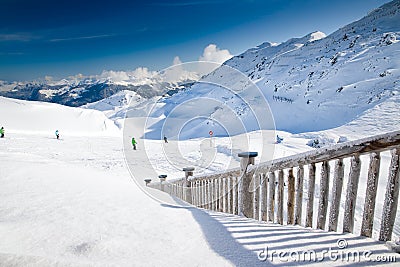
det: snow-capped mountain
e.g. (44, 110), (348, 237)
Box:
(143, 0), (400, 139)
(0, 69), (197, 107)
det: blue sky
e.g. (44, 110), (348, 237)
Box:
(0, 0), (390, 81)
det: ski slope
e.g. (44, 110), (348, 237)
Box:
(0, 96), (120, 136)
(0, 133), (233, 266)
(0, 97), (317, 266)
(0, 90), (399, 265)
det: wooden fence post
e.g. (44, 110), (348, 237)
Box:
(277, 169), (284, 225)
(233, 177), (238, 215)
(268, 172), (276, 222)
(260, 173), (268, 221)
(343, 155), (361, 233)
(207, 180), (211, 209)
(287, 168), (295, 224)
(238, 152), (258, 218)
(328, 159), (344, 231)
(144, 179), (152, 187)
(192, 181), (196, 206)
(196, 181), (200, 207)
(159, 175), (167, 192)
(215, 179), (220, 211)
(209, 180), (213, 210)
(268, 172), (275, 222)
(199, 180), (203, 207)
(211, 179), (215, 210)
(361, 152), (380, 237)
(306, 163), (316, 228)
(294, 166), (304, 225)
(199, 181), (202, 207)
(254, 174), (260, 220)
(379, 148), (400, 241)
(205, 180), (208, 208)
(219, 177), (223, 212)
(223, 178), (227, 213)
(227, 177), (232, 214)
(317, 161), (330, 230)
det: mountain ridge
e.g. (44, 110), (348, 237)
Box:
(142, 0), (399, 137)
(0, 71), (197, 107)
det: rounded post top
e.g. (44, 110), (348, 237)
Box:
(238, 152), (258, 158)
(183, 167), (195, 172)
(158, 175), (167, 178)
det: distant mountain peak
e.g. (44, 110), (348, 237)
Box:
(308, 31), (326, 42)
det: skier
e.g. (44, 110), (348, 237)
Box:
(132, 137), (137, 150)
(0, 127), (4, 138)
(276, 135), (283, 144)
(55, 130), (60, 139)
(164, 136), (168, 143)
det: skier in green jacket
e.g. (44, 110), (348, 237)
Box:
(0, 127), (4, 138)
(132, 137), (137, 150)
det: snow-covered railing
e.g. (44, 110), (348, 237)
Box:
(148, 130), (400, 243)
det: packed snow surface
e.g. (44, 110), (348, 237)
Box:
(1, 95), (399, 265)
(0, 96), (120, 136)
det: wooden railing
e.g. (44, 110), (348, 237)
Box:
(148, 130), (400, 243)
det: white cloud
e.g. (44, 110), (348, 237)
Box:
(67, 73), (85, 82)
(95, 68), (157, 85)
(44, 76), (54, 81)
(162, 56), (199, 82)
(40, 44), (232, 86)
(50, 34), (113, 42)
(169, 44), (233, 79)
(199, 44), (232, 64)
(188, 44), (233, 75)
(0, 33), (36, 42)
(173, 56), (183, 65)
(99, 70), (130, 82)
(129, 67), (157, 80)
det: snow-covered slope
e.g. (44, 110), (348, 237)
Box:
(0, 96), (120, 136)
(144, 0), (400, 138)
(313, 94), (400, 142)
(225, 30), (326, 74)
(226, 0), (400, 133)
(2, 130), (398, 266)
(82, 90), (143, 113)
(0, 132), (239, 266)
